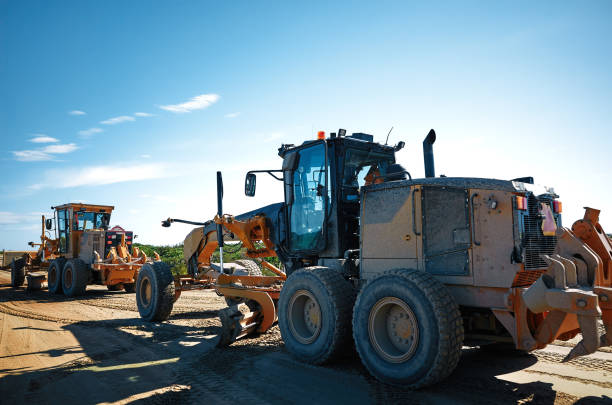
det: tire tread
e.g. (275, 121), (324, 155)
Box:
(353, 269), (464, 388)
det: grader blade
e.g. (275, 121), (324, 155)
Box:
(217, 304), (260, 347)
(216, 285), (278, 347)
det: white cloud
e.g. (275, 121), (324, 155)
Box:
(79, 127), (103, 138)
(30, 135), (59, 143)
(13, 150), (53, 161)
(100, 115), (135, 125)
(13, 140), (79, 161)
(264, 132), (285, 142)
(32, 163), (170, 189)
(134, 112), (154, 117)
(0, 211), (39, 224)
(140, 154), (151, 159)
(69, 110), (86, 116)
(224, 112), (240, 118)
(41, 143), (78, 154)
(159, 93), (220, 113)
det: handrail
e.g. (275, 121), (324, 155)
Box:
(471, 193), (481, 246)
(412, 188), (421, 236)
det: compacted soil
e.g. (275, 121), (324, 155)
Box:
(0, 270), (610, 404)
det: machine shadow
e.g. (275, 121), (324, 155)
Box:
(0, 285), (126, 304)
(0, 316), (219, 405)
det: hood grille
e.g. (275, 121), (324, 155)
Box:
(522, 194), (557, 270)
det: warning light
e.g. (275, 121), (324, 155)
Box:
(553, 200), (562, 214)
(516, 196), (527, 210)
(317, 131), (325, 140)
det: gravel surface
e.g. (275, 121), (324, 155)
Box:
(0, 270), (611, 404)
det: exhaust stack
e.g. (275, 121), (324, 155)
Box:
(423, 129), (436, 178)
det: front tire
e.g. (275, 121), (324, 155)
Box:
(11, 257), (26, 287)
(352, 269), (463, 388)
(47, 258), (66, 294)
(62, 259), (89, 297)
(278, 267), (355, 364)
(136, 262), (175, 321)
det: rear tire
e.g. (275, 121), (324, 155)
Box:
(62, 259), (89, 297)
(278, 267), (355, 364)
(10, 257), (26, 287)
(47, 258), (66, 294)
(136, 262), (175, 321)
(352, 269), (464, 388)
(123, 283), (136, 293)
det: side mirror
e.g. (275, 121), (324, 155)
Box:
(45, 219), (53, 230)
(394, 141), (405, 152)
(245, 173), (256, 197)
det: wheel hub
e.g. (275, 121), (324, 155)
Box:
(368, 297), (419, 363)
(64, 267), (73, 288)
(288, 289), (322, 344)
(140, 278), (152, 306)
(49, 266), (57, 285)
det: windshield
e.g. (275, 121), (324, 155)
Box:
(73, 211), (110, 230)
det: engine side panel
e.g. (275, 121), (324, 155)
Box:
(78, 229), (105, 265)
(360, 186), (418, 281)
(471, 190), (521, 288)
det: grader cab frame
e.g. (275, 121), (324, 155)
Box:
(11, 203), (159, 295)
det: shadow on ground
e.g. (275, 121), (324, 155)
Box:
(1, 276), (610, 404)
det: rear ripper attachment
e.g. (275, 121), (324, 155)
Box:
(516, 207), (612, 361)
(142, 172), (285, 347)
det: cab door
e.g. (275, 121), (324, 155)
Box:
(57, 209), (70, 254)
(286, 142), (328, 253)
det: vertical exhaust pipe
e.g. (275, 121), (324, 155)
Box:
(423, 129), (436, 178)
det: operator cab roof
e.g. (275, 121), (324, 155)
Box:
(278, 131), (396, 157)
(51, 203), (115, 213)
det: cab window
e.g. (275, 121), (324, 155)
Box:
(73, 211), (110, 230)
(289, 142), (327, 251)
(342, 149), (394, 201)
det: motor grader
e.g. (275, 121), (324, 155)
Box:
(10, 202), (159, 296)
(138, 130), (611, 388)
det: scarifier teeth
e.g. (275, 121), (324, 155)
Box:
(601, 334), (610, 347)
(562, 341), (589, 362)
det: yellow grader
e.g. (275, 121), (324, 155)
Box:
(136, 130), (611, 388)
(10, 202), (159, 296)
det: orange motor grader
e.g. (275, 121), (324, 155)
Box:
(135, 173), (286, 346)
(10, 202), (159, 296)
(136, 130), (611, 388)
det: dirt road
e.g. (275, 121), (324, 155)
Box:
(0, 270), (610, 404)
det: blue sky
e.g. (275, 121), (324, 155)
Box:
(1, 1), (611, 249)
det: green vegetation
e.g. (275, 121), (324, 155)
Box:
(133, 242), (279, 276)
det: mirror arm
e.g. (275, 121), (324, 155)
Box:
(247, 169), (284, 181)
